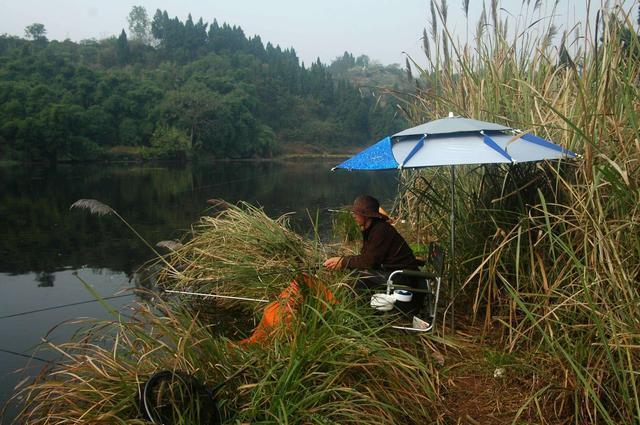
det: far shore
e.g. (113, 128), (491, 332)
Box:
(0, 148), (360, 166)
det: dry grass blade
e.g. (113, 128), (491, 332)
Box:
(14, 289), (446, 423)
(15, 198), (456, 424)
(156, 240), (184, 251)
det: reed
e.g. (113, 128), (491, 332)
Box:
(14, 286), (443, 424)
(397, 1), (640, 422)
(155, 202), (329, 302)
(15, 203), (447, 424)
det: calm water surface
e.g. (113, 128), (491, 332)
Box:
(0, 159), (398, 419)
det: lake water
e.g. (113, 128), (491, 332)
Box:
(0, 159), (398, 420)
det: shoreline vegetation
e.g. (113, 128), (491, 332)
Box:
(98, 145), (362, 162)
(7, 1), (640, 424)
(13, 202), (448, 424)
(0, 148), (357, 166)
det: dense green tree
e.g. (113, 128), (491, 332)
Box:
(148, 124), (190, 159)
(24, 103), (81, 160)
(128, 6), (152, 44)
(158, 81), (219, 149)
(116, 30), (130, 64)
(24, 23), (47, 41)
(151, 10), (166, 42)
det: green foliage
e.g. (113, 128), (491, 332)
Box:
(328, 51), (413, 93)
(256, 123), (277, 157)
(332, 210), (360, 243)
(408, 242), (429, 258)
(116, 29), (129, 65)
(1, 9), (402, 161)
(147, 125), (190, 159)
(24, 23), (47, 41)
(127, 5), (151, 44)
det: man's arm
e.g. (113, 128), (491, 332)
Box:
(341, 224), (389, 269)
(323, 256), (344, 270)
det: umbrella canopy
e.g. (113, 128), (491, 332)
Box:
(333, 116), (576, 171)
(332, 115), (578, 331)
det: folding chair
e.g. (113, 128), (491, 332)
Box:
(380, 243), (444, 332)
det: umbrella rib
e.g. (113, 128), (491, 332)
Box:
(399, 135), (426, 168)
(482, 133), (514, 163)
(521, 133), (576, 157)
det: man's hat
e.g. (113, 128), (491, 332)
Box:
(349, 195), (388, 220)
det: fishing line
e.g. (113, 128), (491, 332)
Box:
(171, 169), (285, 197)
(0, 348), (63, 366)
(191, 174), (272, 193)
(0, 293), (134, 320)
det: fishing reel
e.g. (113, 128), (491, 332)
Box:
(138, 370), (223, 425)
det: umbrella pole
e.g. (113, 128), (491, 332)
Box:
(450, 165), (456, 332)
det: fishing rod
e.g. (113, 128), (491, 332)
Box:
(164, 289), (268, 303)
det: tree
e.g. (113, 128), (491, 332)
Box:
(151, 9), (166, 41)
(355, 54), (369, 68)
(1, 10), (396, 161)
(127, 6), (151, 44)
(148, 125), (190, 159)
(116, 29), (130, 64)
(158, 82), (220, 150)
(24, 23), (47, 41)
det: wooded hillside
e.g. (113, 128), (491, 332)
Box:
(0, 8), (408, 161)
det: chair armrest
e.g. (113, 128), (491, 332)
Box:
(390, 269), (437, 280)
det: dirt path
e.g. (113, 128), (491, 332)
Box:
(434, 324), (568, 425)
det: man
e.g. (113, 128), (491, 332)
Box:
(323, 195), (421, 290)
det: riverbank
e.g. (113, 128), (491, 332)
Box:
(0, 145), (358, 165)
(7, 201), (598, 424)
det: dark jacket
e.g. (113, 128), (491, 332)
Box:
(343, 219), (419, 270)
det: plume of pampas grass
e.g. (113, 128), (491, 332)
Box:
(70, 199), (180, 275)
(70, 199), (114, 216)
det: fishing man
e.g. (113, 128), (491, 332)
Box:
(323, 195), (421, 291)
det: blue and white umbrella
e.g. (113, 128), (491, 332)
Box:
(333, 115), (578, 329)
(333, 115), (576, 171)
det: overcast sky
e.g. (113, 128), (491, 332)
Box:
(1, 1), (637, 66)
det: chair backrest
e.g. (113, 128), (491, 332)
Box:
(427, 242), (445, 277)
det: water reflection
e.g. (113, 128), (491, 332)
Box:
(0, 160), (398, 277)
(0, 269), (135, 419)
(36, 271), (55, 287)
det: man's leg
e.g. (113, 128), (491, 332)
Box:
(353, 270), (389, 292)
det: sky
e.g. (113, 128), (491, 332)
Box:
(0, 1), (637, 66)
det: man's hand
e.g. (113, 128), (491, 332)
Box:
(323, 256), (344, 270)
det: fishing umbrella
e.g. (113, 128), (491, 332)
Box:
(332, 114), (578, 329)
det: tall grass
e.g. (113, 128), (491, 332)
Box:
(397, 1), (639, 422)
(156, 201), (321, 301)
(14, 203), (446, 424)
(14, 293), (443, 424)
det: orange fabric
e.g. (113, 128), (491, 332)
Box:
(238, 274), (336, 346)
